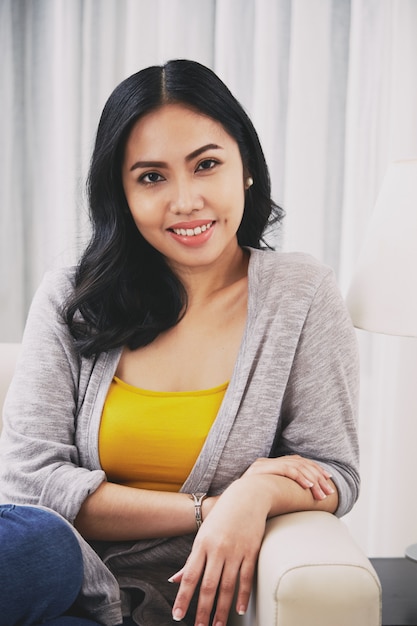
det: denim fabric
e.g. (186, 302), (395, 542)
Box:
(0, 505), (101, 626)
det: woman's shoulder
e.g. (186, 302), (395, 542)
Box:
(37, 266), (77, 294)
(248, 248), (333, 288)
(29, 266), (77, 316)
(246, 248), (346, 327)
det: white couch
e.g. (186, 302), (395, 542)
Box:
(0, 343), (381, 625)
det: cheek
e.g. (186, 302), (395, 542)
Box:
(130, 216), (161, 251)
(226, 187), (246, 223)
(126, 195), (159, 229)
(130, 213), (157, 237)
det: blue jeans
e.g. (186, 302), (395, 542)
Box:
(0, 504), (103, 626)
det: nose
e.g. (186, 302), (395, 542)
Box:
(169, 179), (204, 215)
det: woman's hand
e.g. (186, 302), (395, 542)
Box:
(170, 476), (271, 626)
(243, 455), (335, 501)
(170, 461), (338, 625)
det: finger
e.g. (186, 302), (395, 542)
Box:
(284, 464), (317, 489)
(209, 561), (242, 626)
(288, 464), (333, 500)
(292, 471), (315, 489)
(193, 559), (225, 626)
(234, 557), (256, 617)
(310, 478), (335, 501)
(172, 559), (205, 622)
(310, 483), (328, 500)
(168, 567), (184, 584)
(316, 475), (336, 497)
(293, 462), (333, 491)
(320, 478), (335, 496)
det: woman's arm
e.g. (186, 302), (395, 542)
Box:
(74, 481), (219, 540)
(74, 451), (333, 540)
(272, 268), (360, 516)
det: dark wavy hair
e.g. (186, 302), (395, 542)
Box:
(65, 59), (284, 356)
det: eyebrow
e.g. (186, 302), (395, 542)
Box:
(129, 143), (223, 172)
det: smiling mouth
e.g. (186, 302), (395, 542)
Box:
(169, 221), (214, 237)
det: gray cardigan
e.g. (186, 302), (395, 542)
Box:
(0, 248), (360, 625)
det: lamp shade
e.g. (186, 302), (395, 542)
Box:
(346, 159), (417, 338)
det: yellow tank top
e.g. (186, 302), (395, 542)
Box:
(99, 377), (228, 492)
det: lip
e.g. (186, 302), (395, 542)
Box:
(168, 220), (215, 247)
(168, 219), (214, 231)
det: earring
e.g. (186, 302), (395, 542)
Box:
(245, 177), (254, 189)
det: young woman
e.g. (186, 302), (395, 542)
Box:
(0, 60), (359, 626)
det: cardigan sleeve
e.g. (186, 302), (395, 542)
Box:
(276, 268), (360, 517)
(0, 269), (107, 523)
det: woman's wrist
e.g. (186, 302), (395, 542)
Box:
(198, 494), (218, 523)
(221, 475), (273, 520)
(242, 474), (276, 516)
(237, 472), (338, 518)
(189, 493), (207, 529)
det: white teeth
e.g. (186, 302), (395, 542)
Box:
(172, 222), (213, 237)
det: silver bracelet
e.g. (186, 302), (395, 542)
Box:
(189, 492), (207, 530)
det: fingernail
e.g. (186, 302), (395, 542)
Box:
(238, 606), (246, 615)
(167, 576), (175, 583)
(173, 608), (183, 621)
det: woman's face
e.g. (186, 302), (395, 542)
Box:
(122, 103), (246, 273)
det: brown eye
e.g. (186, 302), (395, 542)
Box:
(196, 159), (218, 172)
(140, 172), (164, 184)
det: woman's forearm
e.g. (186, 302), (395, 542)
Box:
(248, 473), (339, 518)
(74, 481), (210, 541)
(74, 469), (337, 542)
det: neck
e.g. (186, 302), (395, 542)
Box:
(168, 245), (249, 306)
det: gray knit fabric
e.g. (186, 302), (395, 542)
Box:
(0, 248), (360, 625)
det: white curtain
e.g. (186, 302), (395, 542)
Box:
(1, 0), (417, 556)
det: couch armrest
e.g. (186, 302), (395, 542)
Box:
(227, 511), (381, 626)
(258, 511), (381, 625)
